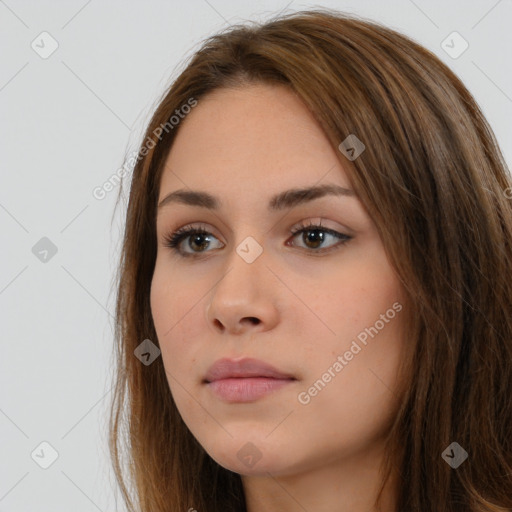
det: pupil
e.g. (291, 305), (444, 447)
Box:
(305, 229), (323, 248)
(191, 234), (209, 251)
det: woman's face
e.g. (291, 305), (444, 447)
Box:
(151, 83), (406, 477)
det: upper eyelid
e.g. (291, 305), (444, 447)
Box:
(161, 216), (352, 236)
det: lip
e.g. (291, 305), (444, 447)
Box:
(203, 357), (296, 382)
(203, 357), (297, 403)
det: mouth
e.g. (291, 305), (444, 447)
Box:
(203, 357), (298, 403)
(204, 376), (296, 403)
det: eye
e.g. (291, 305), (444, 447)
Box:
(287, 220), (352, 253)
(162, 223), (223, 257)
(162, 220), (352, 258)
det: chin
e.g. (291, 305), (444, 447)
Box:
(214, 454), (286, 476)
(203, 440), (297, 477)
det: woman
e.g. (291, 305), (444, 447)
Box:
(108, 8), (512, 512)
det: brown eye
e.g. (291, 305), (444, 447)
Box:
(163, 226), (223, 256)
(288, 223), (352, 253)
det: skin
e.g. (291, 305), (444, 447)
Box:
(151, 83), (406, 511)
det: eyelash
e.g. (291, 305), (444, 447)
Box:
(162, 220), (353, 258)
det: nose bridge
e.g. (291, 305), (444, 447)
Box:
(216, 234), (267, 298)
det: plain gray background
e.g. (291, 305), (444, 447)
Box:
(1, 1), (511, 510)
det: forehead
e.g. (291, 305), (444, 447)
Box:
(159, 83), (353, 198)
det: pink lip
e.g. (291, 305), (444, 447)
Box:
(203, 357), (297, 403)
(204, 357), (295, 381)
(207, 377), (294, 402)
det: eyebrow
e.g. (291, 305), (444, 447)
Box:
(157, 184), (355, 212)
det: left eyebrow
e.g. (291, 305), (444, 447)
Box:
(157, 183), (356, 211)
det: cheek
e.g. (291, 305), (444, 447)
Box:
(318, 262), (402, 342)
(150, 264), (175, 339)
(295, 304), (405, 458)
(150, 262), (205, 378)
(309, 257), (406, 396)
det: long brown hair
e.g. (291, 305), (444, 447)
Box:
(108, 8), (512, 511)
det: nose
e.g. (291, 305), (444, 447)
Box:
(205, 241), (280, 335)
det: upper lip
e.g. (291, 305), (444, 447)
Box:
(203, 357), (296, 383)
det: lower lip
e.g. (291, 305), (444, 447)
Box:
(206, 377), (295, 402)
